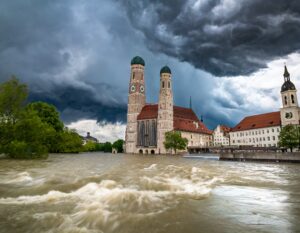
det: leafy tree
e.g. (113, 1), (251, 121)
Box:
(0, 76), (28, 123)
(279, 125), (299, 152)
(103, 142), (112, 153)
(5, 109), (52, 159)
(112, 139), (124, 153)
(83, 141), (97, 152)
(57, 128), (83, 153)
(26, 102), (64, 132)
(164, 131), (188, 154)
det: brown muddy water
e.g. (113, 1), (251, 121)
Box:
(0, 153), (300, 233)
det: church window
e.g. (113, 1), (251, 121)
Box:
(162, 81), (165, 88)
(291, 94), (295, 104)
(168, 81), (170, 88)
(284, 96), (287, 105)
(133, 73), (135, 80)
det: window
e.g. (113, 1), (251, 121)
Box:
(273, 136), (275, 140)
(162, 81), (165, 88)
(284, 96), (287, 105)
(267, 129), (269, 133)
(291, 94), (295, 104)
(272, 128), (274, 132)
(132, 73), (135, 80)
(168, 81), (170, 88)
(267, 137), (270, 141)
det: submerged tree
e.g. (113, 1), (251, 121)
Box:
(164, 131), (188, 154)
(279, 125), (299, 152)
(112, 139), (124, 153)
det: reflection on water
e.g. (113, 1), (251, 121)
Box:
(0, 153), (299, 233)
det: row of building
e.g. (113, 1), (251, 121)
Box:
(125, 56), (299, 154)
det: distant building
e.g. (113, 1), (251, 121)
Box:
(125, 56), (212, 155)
(230, 66), (300, 147)
(82, 132), (98, 145)
(213, 125), (230, 146)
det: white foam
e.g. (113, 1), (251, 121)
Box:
(144, 164), (157, 171)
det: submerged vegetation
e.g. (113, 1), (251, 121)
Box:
(0, 77), (124, 159)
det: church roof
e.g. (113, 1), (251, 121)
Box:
(160, 66), (171, 74)
(231, 111), (281, 132)
(137, 104), (212, 134)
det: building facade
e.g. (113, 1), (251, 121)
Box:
(230, 66), (299, 147)
(213, 125), (230, 146)
(125, 56), (212, 154)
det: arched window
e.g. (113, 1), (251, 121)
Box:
(284, 96), (287, 105)
(291, 94), (295, 104)
(132, 73), (135, 80)
(162, 81), (165, 88)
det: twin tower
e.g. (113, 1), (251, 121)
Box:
(125, 56), (173, 154)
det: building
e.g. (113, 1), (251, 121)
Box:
(125, 56), (212, 154)
(213, 125), (231, 146)
(230, 66), (299, 147)
(81, 132), (98, 145)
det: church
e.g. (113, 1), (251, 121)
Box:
(125, 56), (212, 154)
(230, 65), (300, 147)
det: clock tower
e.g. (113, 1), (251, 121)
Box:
(125, 56), (146, 154)
(280, 65), (300, 126)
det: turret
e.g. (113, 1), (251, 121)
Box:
(157, 66), (174, 154)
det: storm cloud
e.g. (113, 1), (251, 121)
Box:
(0, 0), (299, 133)
(121, 0), (300, 76)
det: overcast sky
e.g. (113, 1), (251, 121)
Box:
(0, 0), (300, 142)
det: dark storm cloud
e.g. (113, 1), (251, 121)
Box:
(28, 84), (127, 124)
(120, 0), (300, 76)
(0, 0), (133, 123)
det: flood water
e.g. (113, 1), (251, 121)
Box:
(0, 153), (300, 233)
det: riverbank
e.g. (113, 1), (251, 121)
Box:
(220, 152), (300, 163)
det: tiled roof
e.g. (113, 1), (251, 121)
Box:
(231, 111), (281, 132)
(137, 104), (212, 134)
(137, 104), (158, 120)
(220, 125), (231, 133)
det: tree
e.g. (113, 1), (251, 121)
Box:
(112, 139), (124, 153)
(57, 128), (83, 153)
(279, 125), (299, 152)
(0, 76), (28, 124)
(26, 102), (64, 132)
(164, 131), (188, 154)
(83, 141), (97, 152)
(103, 142), (112, 153)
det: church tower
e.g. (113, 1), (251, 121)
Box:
(157, 66), (174, 154)
(125, 56), (146, 154)
(280, 65), (300, 126)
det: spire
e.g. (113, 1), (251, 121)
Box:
(189, 96), (192, 109)
(284, 64), (290, 81)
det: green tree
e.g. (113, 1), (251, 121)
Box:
(5, 109), (52, 159)
(26, 102), (64, 132)
(164, 131), (188, 154)
(57, 128), (83, 153)
(103, 142), (112, 153)
(279, 125), (299, 152)
(0, 76), (28, 124)
(112, 139), (124, 153)
(83, 141), (97, 152)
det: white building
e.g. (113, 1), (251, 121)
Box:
(230, 66), (299, 147)
(213, 125), (230, 146)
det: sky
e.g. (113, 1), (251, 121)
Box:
(0, 0), (300, 142)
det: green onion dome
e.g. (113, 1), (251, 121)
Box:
(131, 56), (145, 66)
(160, 66), (171, 74)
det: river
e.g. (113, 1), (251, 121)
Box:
(0, 153), (299, 233)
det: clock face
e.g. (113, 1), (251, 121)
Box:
(130, 84), (136, 93)
(140, 85), (145, 93)
(285, 112), (293, 119)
